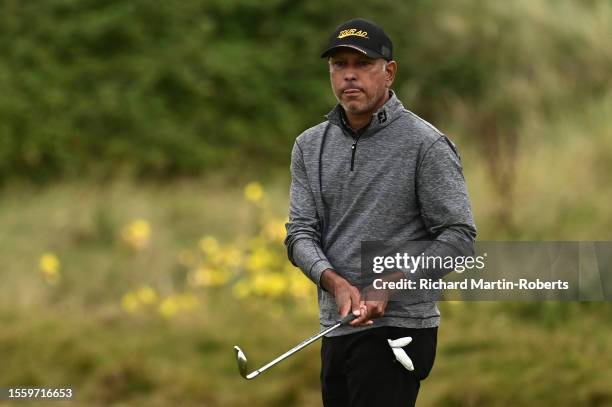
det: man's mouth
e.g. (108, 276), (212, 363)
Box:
(343, 88), (362, 96)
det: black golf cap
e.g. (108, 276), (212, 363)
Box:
(321, 18), (393, 61)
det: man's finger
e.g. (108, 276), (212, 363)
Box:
(336, 289), (351, 317)
(373, 302), (385, 318)
(339, 304), (350, 317)
(350, 302), (369, 326)
(350, 287), (361, 313)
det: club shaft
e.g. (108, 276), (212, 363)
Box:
(252, 320), (343, 376)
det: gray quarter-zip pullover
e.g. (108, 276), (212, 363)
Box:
(285, 91), (477, 336)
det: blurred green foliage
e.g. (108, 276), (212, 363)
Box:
(1, 0), (610, 183)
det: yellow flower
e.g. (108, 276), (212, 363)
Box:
(158, 293), (199, 318)
(206, 250), (224, 266)
(199, 236), (219, 254)
(265, 273), (288, 297)
(218, 247), (242, 269)
(188, 266), (229, 287)
(39, 253), (60, 276)
(207, 268), (229, 286)
(121, 219), (151, 251)
(39, 253), (61, 285)
(136, 286), (158, 305)
(252, 273), (287, 298)
(246, 247), (276, 273)
(244, 182), (264, 203)
(203, 245), (241, 270)
(121, 292), (140, 314)
(158, 297), (179, 318)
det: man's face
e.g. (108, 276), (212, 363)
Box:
(328, 48), (396, 118)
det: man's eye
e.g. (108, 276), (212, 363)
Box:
(357, 60), (372, 67)
(333, 61), (346, 68)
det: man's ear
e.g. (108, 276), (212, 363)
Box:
(385, 60), (397, 86)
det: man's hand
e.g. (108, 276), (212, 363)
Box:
(321, 269), (388, 327)
(320, 269), (365, 323)
(352, 270), (406, 325)
(351, 285), (389, 326)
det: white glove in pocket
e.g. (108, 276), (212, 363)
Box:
(387, 337), (414, 371)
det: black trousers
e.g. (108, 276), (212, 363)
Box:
(321, 326), (437, 407)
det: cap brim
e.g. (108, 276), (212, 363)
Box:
(320, 45), (385, 60)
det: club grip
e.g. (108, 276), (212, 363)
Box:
(339, 313), (357, 325)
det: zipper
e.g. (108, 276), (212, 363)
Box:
(350, 135), (361, 171)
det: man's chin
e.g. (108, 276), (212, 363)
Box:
(341, 102), (367, 115)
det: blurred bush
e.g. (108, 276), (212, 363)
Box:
(0, 0), (610, 184)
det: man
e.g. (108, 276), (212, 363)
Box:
(285, 18), (476, 406)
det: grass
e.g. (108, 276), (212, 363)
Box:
(0, 175), (611, 406)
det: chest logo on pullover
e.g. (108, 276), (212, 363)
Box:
(377, 110), (387, 124)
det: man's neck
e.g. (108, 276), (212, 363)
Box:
(345, 113), (372, 132)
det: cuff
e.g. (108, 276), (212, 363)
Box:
(310, 259), (333, 287)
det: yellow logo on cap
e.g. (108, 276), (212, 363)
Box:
(337, 29), (369, 39)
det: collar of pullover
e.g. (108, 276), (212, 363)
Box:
(325, 90), (404, 138)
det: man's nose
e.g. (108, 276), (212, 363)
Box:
(343, 66), (357, 81)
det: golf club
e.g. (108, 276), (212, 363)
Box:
(233, 313), (356, 380)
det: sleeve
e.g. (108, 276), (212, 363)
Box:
(411, 135), (477, 280)
(284, 141), (333, 287)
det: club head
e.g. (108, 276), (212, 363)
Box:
(234, 345), (261, 380)
(233, 346), (248, 378)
